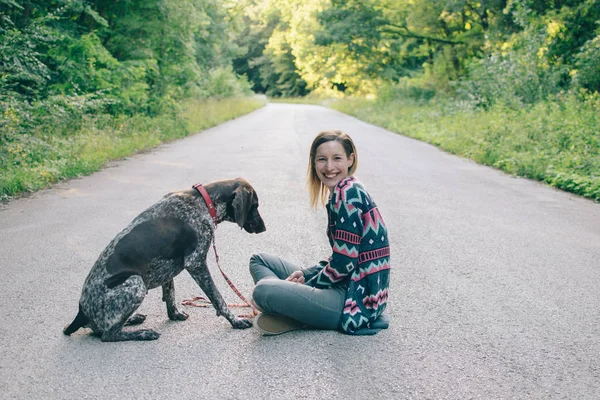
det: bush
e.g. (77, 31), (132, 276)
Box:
(378, 77), (437, 104)
(457, 27), (566, 109)
(574, 34), (600, 92)
(200, 67), (253, 99)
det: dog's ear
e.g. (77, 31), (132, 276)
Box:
(232, 186), (253, 229)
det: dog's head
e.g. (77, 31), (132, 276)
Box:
(206, 178), (266, 234)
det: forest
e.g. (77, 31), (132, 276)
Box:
(1, 0), (599, 200)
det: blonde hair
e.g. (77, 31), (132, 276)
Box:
(306, 130), (358, 208)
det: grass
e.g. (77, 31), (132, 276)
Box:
(181, 97), (266, 133)
(329, 93), (600, 202)
(0, 96), (266, 200)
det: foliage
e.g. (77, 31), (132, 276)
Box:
(231, 0), (511, 95)
(200, 66), (254, 98)
(0, 0), (251, 110)
(458, 25), (566, 108)
(573, 34), (600, 92)
(231, 0), (313, 97)
(454, 0), (600, 108)
(228, 0), (600, 102)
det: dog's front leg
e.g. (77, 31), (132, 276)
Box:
(187, 259), (253, 329)
(162, 279), (189, 321)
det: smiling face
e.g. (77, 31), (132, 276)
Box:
(314, 140), (355, 193)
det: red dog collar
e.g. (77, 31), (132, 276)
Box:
(193, 183), (218, 227)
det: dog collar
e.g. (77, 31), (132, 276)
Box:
(193, 183), (218, 227)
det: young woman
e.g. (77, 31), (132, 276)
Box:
(249, 130), (390, 335)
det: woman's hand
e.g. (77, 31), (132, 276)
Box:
(286, 270), (305, 284)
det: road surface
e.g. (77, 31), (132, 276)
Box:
(1, 103), (599, 399)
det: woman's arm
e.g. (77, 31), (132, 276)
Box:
(300, 260), (328, 282)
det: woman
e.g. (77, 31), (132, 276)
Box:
(249, 130), (390, 335)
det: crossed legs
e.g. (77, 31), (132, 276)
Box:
(249, 253), (345, 330)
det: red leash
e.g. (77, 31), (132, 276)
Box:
(182, 184), (259, 319)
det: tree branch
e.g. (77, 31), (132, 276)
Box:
(381, 24), (464, 45)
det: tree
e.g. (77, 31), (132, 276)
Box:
(232, 0), (310, 96)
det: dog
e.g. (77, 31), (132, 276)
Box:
(64, 178), (266, 342)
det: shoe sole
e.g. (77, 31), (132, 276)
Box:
(254, 313), (304, 336)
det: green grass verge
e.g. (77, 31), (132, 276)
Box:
(329, 93), (600, 202)
(0, 97), (266, 200)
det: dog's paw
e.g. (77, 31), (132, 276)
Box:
(126, 313), (147, 325)
(231, 318), (253, 329)
(137, 329), (161, 340)
(168, 310), (189, 321)
(101, 329), (160, 342)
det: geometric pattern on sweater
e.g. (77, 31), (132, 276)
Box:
(305, 176), (390, 334)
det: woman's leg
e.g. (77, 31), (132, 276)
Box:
(249, 252), (300, 283)
(249, 253), (345, 330)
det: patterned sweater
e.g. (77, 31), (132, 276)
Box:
(304, 176), (390, 334)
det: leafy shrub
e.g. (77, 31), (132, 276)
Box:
(573, 34), (600, 92)
(457, 27), (566, 109)
(0, 12), (53, 98)
(378, 77), (437, 104)
(200, 67), (253, 99)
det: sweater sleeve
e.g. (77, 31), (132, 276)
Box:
(301, 260), (328, 281)
(306, 188), (363, 289)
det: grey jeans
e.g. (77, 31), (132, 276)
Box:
(249, 253), (346, 330)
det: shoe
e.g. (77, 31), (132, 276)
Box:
(254, 313), (304, 336)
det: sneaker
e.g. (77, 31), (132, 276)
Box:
(254, 313), (304, 336)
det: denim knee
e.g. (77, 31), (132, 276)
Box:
(249, 253), (265, 278)
(251, 278), (277, 312)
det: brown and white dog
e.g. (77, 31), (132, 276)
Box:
(64, 178), (266, 342)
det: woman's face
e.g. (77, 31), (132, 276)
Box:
(314, 140), (354, 192)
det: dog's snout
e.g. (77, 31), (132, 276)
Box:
(254, 220), (266, 233)
(248, 221), (266, 234)
(245, 211), (266, 233)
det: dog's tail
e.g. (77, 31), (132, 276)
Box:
(63, 305), (89, 336)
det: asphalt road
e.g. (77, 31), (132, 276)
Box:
(1, 103), (599, 399)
